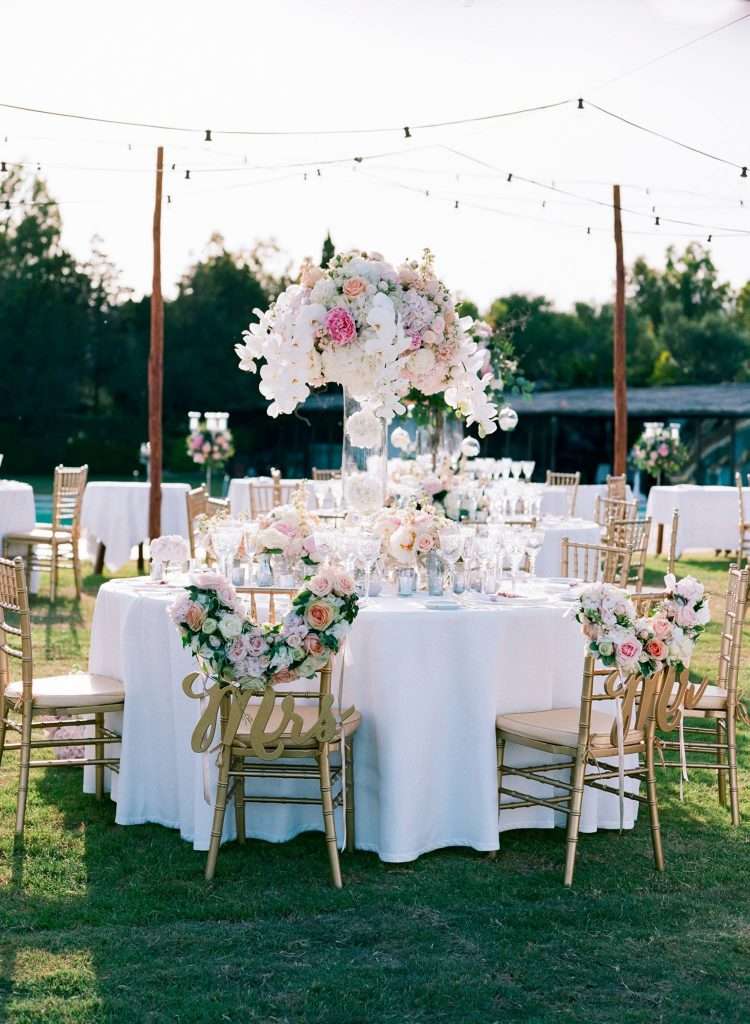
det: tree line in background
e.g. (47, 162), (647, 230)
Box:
(2, 171), (749, 473)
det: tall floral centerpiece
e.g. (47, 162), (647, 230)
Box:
(630, 422), (688, 486)
(186, 411), (235, 495)
(235, 249), (498, 514)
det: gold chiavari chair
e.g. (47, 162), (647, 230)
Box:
(594, 495), (638, 542)
(658, 564), (750, 825)
(0, 556), (124, 835)
(248, 470), (284, 519)
(185, 586), (359, 887)
(545, 470), (581, 516)
(736, 473), (750, 566)
(606, 473), (628, 500)
(185, 485), (229, 558)
(665, 507), (679, 575)
(2, 464), (88, 602)
(497, 657), (678, 885)
(312, 468), (341, 481)
(560, 538), (632, 587)
(609, 516), (652, 590)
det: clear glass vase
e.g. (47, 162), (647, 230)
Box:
(341, 389), (387, 516)
(415, 405), (464, 470)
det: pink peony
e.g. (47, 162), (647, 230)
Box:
(325, 307), (357, 345)
(305, 600), (336, 631)
(343, 276), (367, 297)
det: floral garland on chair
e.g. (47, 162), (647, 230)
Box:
(170, 568), (359, 693)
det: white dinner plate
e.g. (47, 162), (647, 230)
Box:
(424, 598), (463, 611)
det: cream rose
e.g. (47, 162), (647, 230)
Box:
(184, 602), (206, 632)
(304, 600), (336, 631)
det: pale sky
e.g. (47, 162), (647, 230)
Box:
(2, 0), (749, 311)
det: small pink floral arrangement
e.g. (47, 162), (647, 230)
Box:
(576, 576), (710, 676)
(255, 494), (320, 566)
(630, 425), (687, 479)
(374, 503), (447, 566)
(170, 568), (359, 692)
(186, 423), (235, 467)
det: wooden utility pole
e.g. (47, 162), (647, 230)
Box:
(612, 183), (627, 476)
(148, 146), (164, 541)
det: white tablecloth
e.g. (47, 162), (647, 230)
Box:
(85, 579), (635, 860)
(541, 484), (632, 521)
(0, 480), (36, 543)
(536, 518), (602, 577)
(646, 485), (744, 557)
(81, 482), (191, 571)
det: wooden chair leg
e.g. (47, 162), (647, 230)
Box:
(563, 747), (587, 887)
(645, 724), (664, 871)
(15, 707), (33, 836)
(94, 543), (106, 577)
(94, 712), (104, 800)
(73, 544), (82, 600)
(233, 770), (246, 844)
(205, 746), (232, 881)
(319, 744), (343, 889)
(345, 737), (355, 854)
(726, 711), (741, 826)
(717, 719), (728, 808)
(0, 694), (6, 770)
(137, 543), (145, 573)
(496, 734), (506, 821)
(50, 542), (58, 603)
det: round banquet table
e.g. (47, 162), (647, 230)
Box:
(535, 517), (601, 577)
(84, 578), (636, 861)
(81, 482), (191, 571)
(228, 478), (308, 517)
(0, 480), (36, 543)
(646, 484), (744, 558)
(540, 484), (632, 521)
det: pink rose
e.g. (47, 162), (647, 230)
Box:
(305, 600), (336, 631)
(301, 264), (324, 289)
(343, 276), (367, 298)
(272, 668), (297, 685)
(185, 602), (206, 631)
(333, 572), (355, 596)
(658, 443), (669, 457)
(408, 333), (423, 350)
(652, 617), (672, 639)
(304, 634), (325, 656)
(416, 533), (434, 553)
(247, 633), (268, 656)
(325, 307), (357, 345)
(617, 638), (642, 665)
(676, 605), (697, 628)
(228, 635), (249, 663)
(645, 638), (668, 660)
(308, 572), (333, 597)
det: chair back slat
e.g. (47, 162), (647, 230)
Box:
(717, 565), (750, 698)
(0, 557), (33, 699)
(312, 468), (341, 481)
(545, 470), (580, 516)
(52, 465), (88, 536)
(186, 486), (229, 557)
(609, 516), (652, 589)
(606, 474), (627, 501)
(561, 538), (631, 586)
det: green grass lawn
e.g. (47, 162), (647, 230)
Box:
(1, 556), (750, 1023)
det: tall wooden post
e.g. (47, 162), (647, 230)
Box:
(148, 146), (164, 541)
(612, 183), (627, 476)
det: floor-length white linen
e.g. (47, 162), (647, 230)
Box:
(0, 480), (36, 542)
(646, 484), (744, 557)
(85, 580), (636, 860)
(81, 482), (191, 570)
(535, 518), (601, 577)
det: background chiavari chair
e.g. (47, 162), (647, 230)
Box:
(185, 485), (229, 558)
(0, 556), (124, 835)
(200, 586), (359, 887)
(658, 564), (749, 825)
(606, 473), (628, 501)
(594, 495), (638, 543)
(311, 468), (341, 481)
(545, 470), (581, 517)
(609, 516), (652, 590)
(248, 470), (284, 519)
(2, 464), (87, 601)
(560, 538), (632, 587)
(736, 473), (750, 566)
(496, 655), (666, 885)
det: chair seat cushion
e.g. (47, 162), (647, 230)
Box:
(5, 673), (124, 708)
(238, 703), (361, 747)
(496, 706), (642, 750)
(4, 525), (73, 544)
(672, 683), (728, 711)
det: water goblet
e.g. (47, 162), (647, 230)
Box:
(357, 532), (381, 600)
(438, 528), (464, 594)
(212, 522), (244, 580)
(506, 528), (527, 593)
(525, 528), (545, 578)
(521, 460), (536, 482)
(510, 461), (523, 482)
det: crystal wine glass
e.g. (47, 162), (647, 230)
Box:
(521, 460), (536, 482)
(510, 460), (523, 482)
(525, 528), (545, 578)
(506, 528), (527, 593)
(212, 523), (244, 580)
(438, 528), (464, 594)
(357, 532), (381, 600)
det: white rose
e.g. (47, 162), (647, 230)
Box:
(202, 618), (218, 635)
(218, 614), (243, 640)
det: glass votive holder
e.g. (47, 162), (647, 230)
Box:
(453, 563), (466, 595)
(397, 567), (416, 597)
(150, 559), (164, 582)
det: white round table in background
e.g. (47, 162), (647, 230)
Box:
(85, 578), (635, 860)
(228, 478), (308, 517)
(646, 484), (743, 557)
(536, 517), (602, 577)
(0, 480), (36, 544)
(81, 482), (190, 571)
(540, 484), (632, 521)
